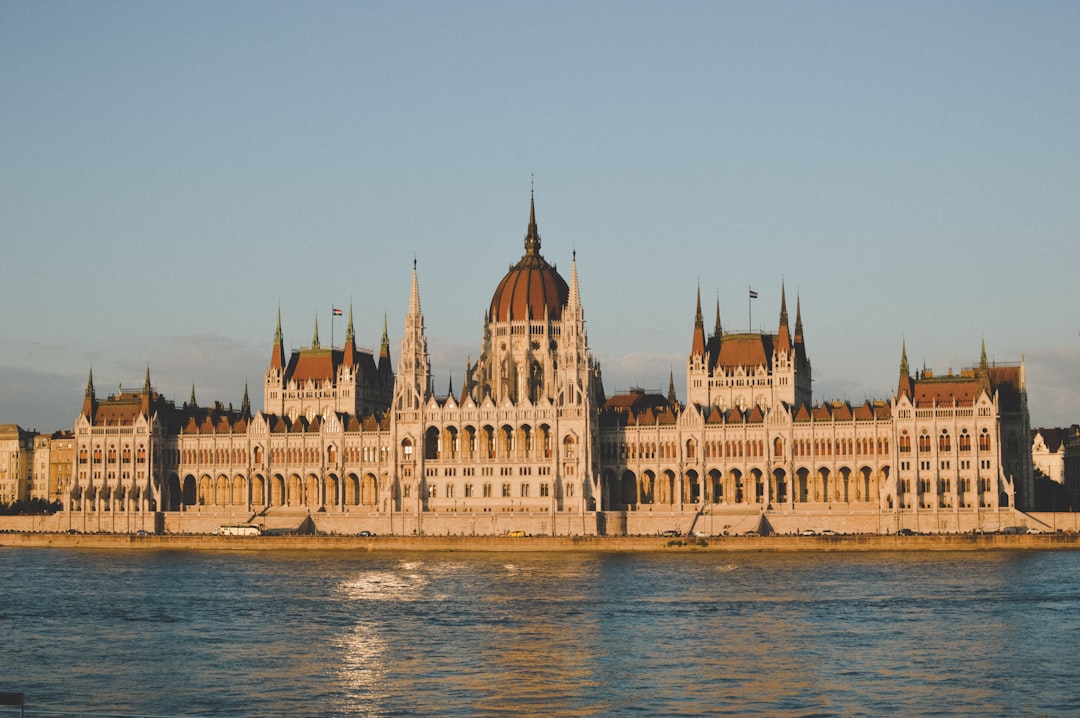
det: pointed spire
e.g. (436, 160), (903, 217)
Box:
(447, 374), (454, 399)
(897, 340), (913, 398)
(241, 383), (251, 418)
(189, 383), (197, 407)
(311, 316), (320, 349)
(270, 307), (285, 370)
(343, 303), (357, 366)
(82, 368), (96, 417)
(714, 297), (723, 338)
(667, 369), (677, 405)
(408, 259), (422, 317)
(380, 312), (390, 358)
(567, 248), (582, 318)
(977, 338), (992, 395)
(690, 286), (706, 357)
(524, 188), (541, 256)
(140, 365), (152, 413)
(794, 294), (804, 345)
(777, 283), (791, 350)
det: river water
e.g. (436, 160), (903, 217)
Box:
(2, 547), (1078, 717)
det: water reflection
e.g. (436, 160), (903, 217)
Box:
(3, 550), (1080, 716)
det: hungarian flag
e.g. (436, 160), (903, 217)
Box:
(749, 289), (758, 299)
(332, 307), (343, 316)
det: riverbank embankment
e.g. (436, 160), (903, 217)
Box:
(2, 532), (1078, 552)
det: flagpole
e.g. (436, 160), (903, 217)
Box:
(748, 285), (752, 332)
(331, 307), (335, 349)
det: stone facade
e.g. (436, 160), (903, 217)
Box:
(0, 424), (34, 503)
(60, 196), (1035, 535)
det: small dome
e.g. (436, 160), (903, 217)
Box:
(489, 196), (569, 322)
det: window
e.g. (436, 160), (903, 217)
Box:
(979, 429), (991, 452)
(540, 483), (549, 497)
(445, 484), (454, 498)
(501, 483), (511, 497)
(483, 483), (492, 498)
(520, 483), (529, 498)
(939, 430), (951, 453)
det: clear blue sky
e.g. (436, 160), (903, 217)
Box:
(2, 1), (1078, 432)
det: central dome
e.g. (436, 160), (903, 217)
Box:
(489, 196), (569, 322)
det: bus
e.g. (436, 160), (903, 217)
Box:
(217, 524), (262, 536)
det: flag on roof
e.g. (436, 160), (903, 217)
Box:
(332, 307), (343, 316)
(749, 289), (758, 299)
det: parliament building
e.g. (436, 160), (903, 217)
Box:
(66, 196), (1035, 536)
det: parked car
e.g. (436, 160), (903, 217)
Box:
(896, 528), (918, 536)
(660, 529), (681, 537)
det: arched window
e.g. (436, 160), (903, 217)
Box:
(939, 430), (951, 453)
(563, 435), (576, 459)
(774, 437), (784, 457)
(959, 430), (971, 452)
(979, 429), (991, 452)
(918, 432), (931, 453)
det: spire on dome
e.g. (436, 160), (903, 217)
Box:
(524, 188), (541, 256)
(691, 286), (707, 358)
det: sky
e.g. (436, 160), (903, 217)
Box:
(2, 1), (1078, 433)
